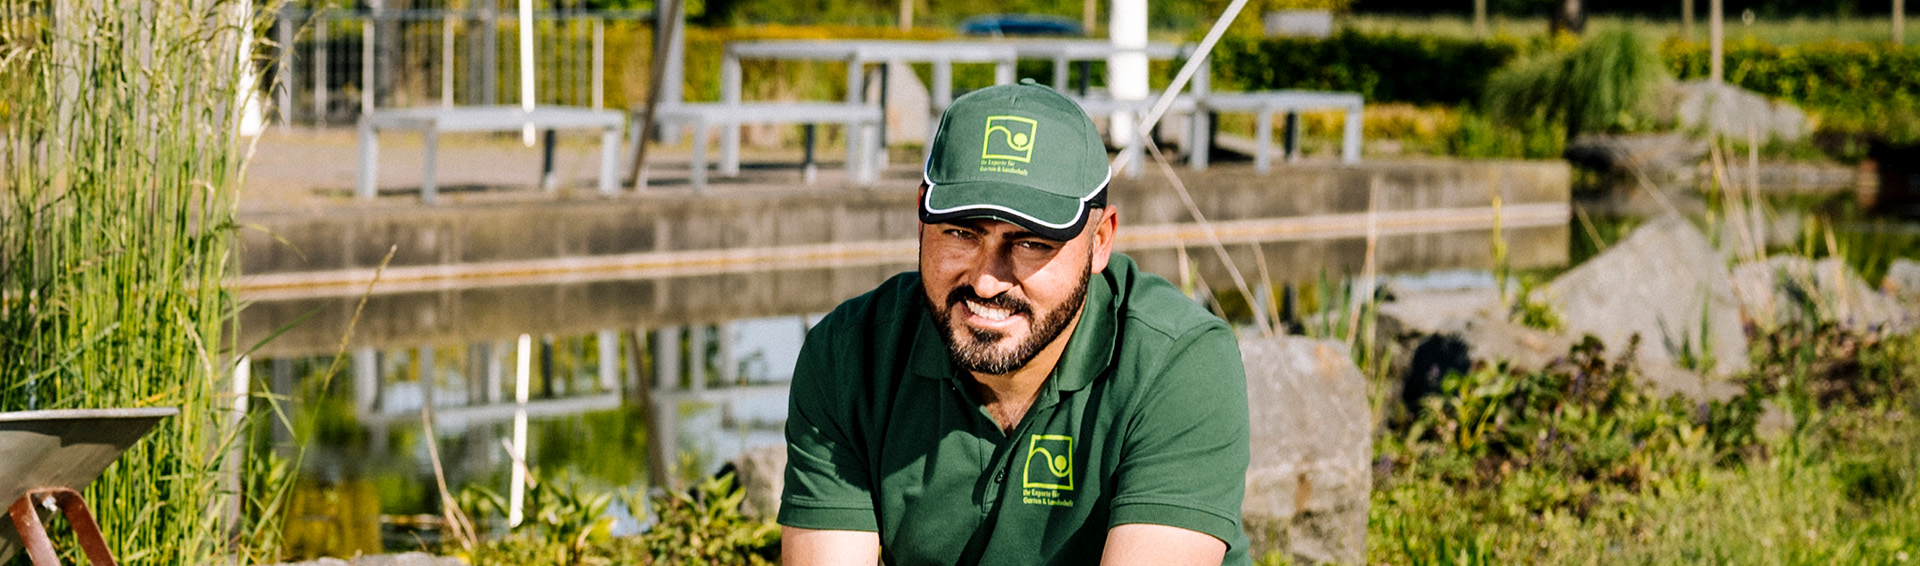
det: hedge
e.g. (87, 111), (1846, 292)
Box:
(1209, 30), (1528, 106)
(1661, 39), (1920, 135)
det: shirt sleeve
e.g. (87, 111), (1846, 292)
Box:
(1106, 323), (1250, 548)
(777, 316), (881, 532)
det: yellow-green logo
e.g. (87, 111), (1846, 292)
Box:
(982, 116), (1038, 163)
(1022, 434), (1074, 490)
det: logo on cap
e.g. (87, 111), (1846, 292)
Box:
(982, 115), (1038, 164)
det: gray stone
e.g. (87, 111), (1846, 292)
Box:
(1264, 10), (1334, 38)
(1240, 336), (1370, 565)
(268, 553), (463, 566)
(1732, 255), (1911, 332)
(1562, 133), (1708, 180)
(1673, 80), (1810, 143)
(1533, 215), (1749, 383)
(729, 444), (787, 520)
(1882, 259), (1920, 304)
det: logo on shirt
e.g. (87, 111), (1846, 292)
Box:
(1022, 434), (1074, 491)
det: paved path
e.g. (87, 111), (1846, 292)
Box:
(241, 127), (902, 214)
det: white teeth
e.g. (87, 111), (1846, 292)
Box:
(965, 300), (1013, 321)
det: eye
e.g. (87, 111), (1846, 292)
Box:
(1013, 239), (1057, 254)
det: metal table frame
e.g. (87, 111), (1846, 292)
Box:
(357, 106), (626, 204)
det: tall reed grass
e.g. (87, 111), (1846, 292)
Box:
(1, 0), (279, 563)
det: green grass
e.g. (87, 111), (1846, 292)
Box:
(1342, 14), (1917, 46)
(1, 1), (283, 563)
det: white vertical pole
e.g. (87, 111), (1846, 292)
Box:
(1709, 0), (1724, 84)
(518, 0), (537, 146)
(1109, 0), (1148, 177)
(362, 17), (375, 113)
(592, 18), (605, 110)
(508, 334), (532, 526)
(1474, 0), (1488, 38)
(1897, 0), (1907, 45)
(597, 330), (620, 392)
(442, 14), (455, 108)
(227, 356), (251, 529)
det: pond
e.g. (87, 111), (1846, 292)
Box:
(240, 227), (1568, 559)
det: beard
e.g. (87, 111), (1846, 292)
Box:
(924, 262), (1092, 376)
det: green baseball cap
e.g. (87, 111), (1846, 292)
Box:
(921, 78), (1111, 242)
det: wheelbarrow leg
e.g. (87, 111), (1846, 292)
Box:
(9, 488), (118, 566)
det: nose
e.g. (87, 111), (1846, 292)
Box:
(968, 248), (1017, 299)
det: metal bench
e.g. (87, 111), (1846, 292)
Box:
(1197, 91), (1365, 171)
(357, 106), (626, 204)
(635, 102), (884, 191)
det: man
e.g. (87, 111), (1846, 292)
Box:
(780, 79), (1252, 566)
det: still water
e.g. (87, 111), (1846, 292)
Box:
(242, 227), (1565, 558)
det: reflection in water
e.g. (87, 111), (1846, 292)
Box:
(251, 226), (1567, 557)
(259, 316), (811, 558)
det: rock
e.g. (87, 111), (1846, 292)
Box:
(1240, 336), (1371, 565)
(727, 445), (787, 520)
(1533, 215), (1749, 385)
(268, 553), (463, 566)
(1882, 259), (1920, 304)
(1731, 255), (1910, 332)
(1562, 133), (1708, 180)
(1672, 80), (1810, 144)
(1378, 288), (1573, 410)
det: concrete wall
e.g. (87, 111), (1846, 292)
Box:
(237, 159), (1571, 356)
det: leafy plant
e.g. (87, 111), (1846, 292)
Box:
(1484, 28), (1671, 139)
(635, 472), (781, 566)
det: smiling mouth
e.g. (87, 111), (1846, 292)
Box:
(964, 299), (1017, 322)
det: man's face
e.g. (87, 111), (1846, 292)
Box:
(919, 208), (1112, 376)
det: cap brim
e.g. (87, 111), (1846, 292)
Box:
(921, 179), (1103, 241)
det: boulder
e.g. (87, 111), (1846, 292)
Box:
(1882, 258), (1920, 304)
(1562, 133), (1708, 180)
(727, 445), (788, 521)
(1732, 255), (1911, 332)
(1532, 215), (1748, 389)
(1378, 287), (1574, 410)
(1672, 80), (1810, 144)
(1240, 336), (1371, 565)
(268, 553), (463, 566)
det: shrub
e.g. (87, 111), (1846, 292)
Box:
(1484, 28), (1671, 138)
(1210, 30), (1526, 106)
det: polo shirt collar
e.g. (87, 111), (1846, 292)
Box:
(908, 262), (1123, 392)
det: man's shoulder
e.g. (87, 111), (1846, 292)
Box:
(807, 271), (924, 348)
(1107, 256), (1232, 344)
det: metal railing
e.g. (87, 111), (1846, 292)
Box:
(271, 7), (652, 125)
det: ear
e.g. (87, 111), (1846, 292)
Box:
(916, 182), (930, 237)
(1089, 206), (1117, 274)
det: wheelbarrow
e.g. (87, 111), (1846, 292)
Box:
(0, 408), (178, 566)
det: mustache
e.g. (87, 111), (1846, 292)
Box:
(947, 285), (1032, 316)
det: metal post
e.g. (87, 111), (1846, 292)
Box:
(1254, 109), (1273, 173)
(655, 326), (682, 389)
(1474, 0), (1487, 38)
(689, 324), (708, 391)
(422, 124), (439, 204)
(315, 17), (329, 124)
(660, 0), (687, 143)
(481, 6), (498, 106)
(717, 322), (737, 385)
(1897, 0), (1907, 45)
(598, 330), (621, 393)
(592, 17), (605, 110)
(443, 13), (455, 107)
(418, 346), (437, 408)
(1709, 0), (1724, 83)
(278, 5), (295, 127)
(1283, 111), (1300, 163)
(362, 16), (375, 114)
(1682, 0), (1695, 41)
(353, 347), (379, 417)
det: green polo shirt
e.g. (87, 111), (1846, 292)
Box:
(780, 253), (1252, 566)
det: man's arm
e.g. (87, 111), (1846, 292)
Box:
(1099, 524), (1227, 566)
(782, 526), (881, 566)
